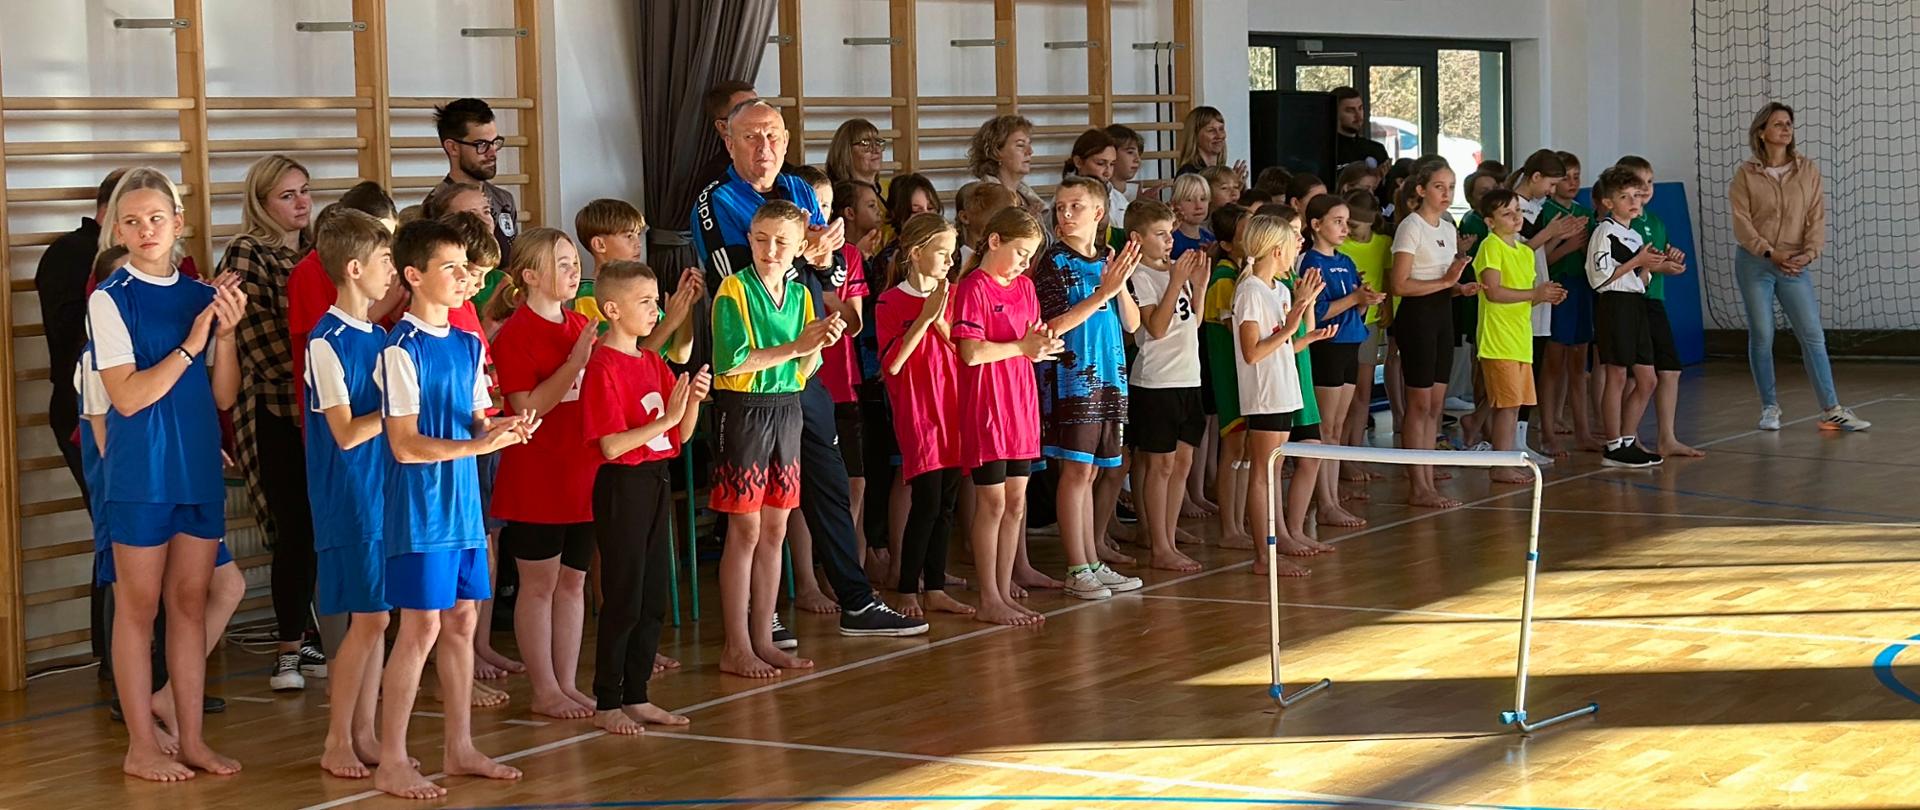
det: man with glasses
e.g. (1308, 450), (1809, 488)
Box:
(433, 98), (520, 262)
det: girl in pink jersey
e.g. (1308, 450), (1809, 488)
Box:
(951, 208), (1062, 626)
(876, 213), (974, 618)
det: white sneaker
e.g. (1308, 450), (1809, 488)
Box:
(1758, 405), (1782, 431)
(1819, 406), (1870, 432)
(1065, 571), (1112, 601)
(270, 652), (305, 691)
(1443, 396), (1476, 412)
(1467, 440), (1493, 452)
(1091, 564), (1143, 593)
(1522, 449), (1555, 468)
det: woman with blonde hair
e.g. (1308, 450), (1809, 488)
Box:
(218, 154), (325, 692)
(1176, 106), (1246, 182)
(1729, 101), (1868, 432)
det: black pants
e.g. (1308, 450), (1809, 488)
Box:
(899, 469), (961, 595)
(797, 380), (877, 611)
(591, 461), (673, 709)
(254, 402), (317, 644)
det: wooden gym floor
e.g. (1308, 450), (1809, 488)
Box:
(2, 359), (1917, 810)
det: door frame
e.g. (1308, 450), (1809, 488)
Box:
(1250, 33), (1514, 168)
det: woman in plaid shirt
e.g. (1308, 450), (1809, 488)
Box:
(218, 154), (319, 691)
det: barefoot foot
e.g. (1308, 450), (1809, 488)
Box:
(474, 659), (508, 680)
(624, 702), (690, 726)
(477, 647), (525, 675)
(177, 742), (242, 775)
(321, 741), (371, 779)
(593, 708), (644, 735)
(1216, 532), (1257, 550)
(973, 603), (1037, 626)
(1175, 527), (1203, 545)
(1409, 491), (1464, 509)
(754, 646), (815, 671)
(719, 648), (780, 679)
(1658, 440), (1706, 458)
(1252, 556), (1311, 577)
(374, 762), (446, 799)
(794, 588), (841, 614)
(1096, 537), (1137, 566)
(1150, 548), (1203, 572)
(444, 745), (522, 781)
(124, 745), (195, 782)
(531, 693), (593, 720)
(1490, 469), (1534, 485)
(924, 590), (977, 615)
(470, 679), (510, 708)
(893, 593), (924, 619)
(1317, 507), (1367, 528)
(653, 653), (681, 674)
(1013, 567), (1065, 590)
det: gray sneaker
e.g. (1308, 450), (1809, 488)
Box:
(1819, 406), (1870, 432)
(1091, 564), (1143, 593)
(1065, 571), (1112, 601)
(1758, 405), (1782, 431)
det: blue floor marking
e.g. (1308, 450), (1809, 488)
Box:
(1873, 634), (1920, 706)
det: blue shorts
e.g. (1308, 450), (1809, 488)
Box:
(105, 501), (223, 547)
(385, 546), (490, 611)
(477, 450), (505, 532)
(1549, 277), (1595, 346)
(96, 538), (231, 584)
(318, 542), (390, 615)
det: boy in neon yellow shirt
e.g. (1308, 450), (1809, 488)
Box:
(1473, 189), (1564, 484)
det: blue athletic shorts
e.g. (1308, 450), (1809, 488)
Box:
(1549, 277), (1596, 346)
(318, 542), (390, 615)
(96, 538), (230, 584)
(105, 501), (223, 547)
(385, 546), (490, 611)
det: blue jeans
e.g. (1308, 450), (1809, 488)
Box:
(1734, 249), (1838, 409)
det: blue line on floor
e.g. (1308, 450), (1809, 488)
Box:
(1593, 477), (1920, 523)
(0, 664), (273, 730)
(449, 795), (1595, 810)
(1873, 634), (1920, 706)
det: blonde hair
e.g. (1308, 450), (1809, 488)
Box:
(98, 166), (186, 255)
(1748, 101), (1797, 163)
(1237, 214), (1300, 275)
(1170, 173), (1211, 205)
(962, 206), (1044, 275)
(891, 212), (958, 287)
(826, 118), (882, 184)
(486, 226), (573, 323)
(1199, 164), (1238, 187)
(751, 199), (812, 232)
(967, 114), (1033, 180)
(1177, 106), (1226, 170)
(237, 154), (311, 249)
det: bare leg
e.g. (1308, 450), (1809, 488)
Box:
(1002, 478), (1045, 620)
(750, 508), (812, 672)
(1092, 461), (1135, 564)
(1215, 431), (1253, 548)
(1489, 407), (1533, 483)
(322, 612), (389, 778)
(551, 565), (595, 710)
(475, 531), (524, 676)
(787, 511), (839, 614)
(719, 511), (776, 678)
(440, 601), (522, 781)
(1283, 446), (1335, 553)
(165, 536), (236, 775)
(1146, 448), (1202, 571)
(1314, 385), (1366, 525)
(374, 609), (445, 800)
(1185, 426), (1218, 514)
(1246, 431), (1310, 577)
(1655, 369), (1704, 457)
(971, 483), (1030, 625)
(1405, 386), (1461, 508)
(1056, 461), (1098, 573)
(515, 556), (588, 719)
(112, 544), (191, 782)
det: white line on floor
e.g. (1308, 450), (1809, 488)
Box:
(1462, 504), (1920, 527)
(650, 730), (1481, 810)
(223, 695), (274, 703)
(294, 396), (1899, 810)
(1134, 593), (1920, 647)
(501, 718), (549, 727)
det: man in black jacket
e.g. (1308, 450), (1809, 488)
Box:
(35, 168), (125, 502)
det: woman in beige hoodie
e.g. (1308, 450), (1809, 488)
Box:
(1729, 102), (1869, 432)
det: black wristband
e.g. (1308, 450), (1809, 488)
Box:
(175, 346), (196, 363)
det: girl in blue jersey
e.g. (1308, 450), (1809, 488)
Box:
(89, 167), (246, 781)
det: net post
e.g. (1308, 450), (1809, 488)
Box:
(1503, 457), (1598, 733)
(1265, 446), (1331, 709)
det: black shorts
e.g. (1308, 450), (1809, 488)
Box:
(1309, 342), (1361, 387)
(1289, 420), (1320, 441)
(711, 391), (804, 514)
(971, 458), (1035, 486)
(1595, 291), (1655, 368)
(1129, 386), (1206, 454)
(834, 401), (866, 477)
(503, 520), (595, 571)
(1645, 298), (1681, 372)
(1045, 420), (1124, 468)
(1392, 290), (1454, 389)
(1196, 341), (1218, 416)
(1245, 411), (1296, 433)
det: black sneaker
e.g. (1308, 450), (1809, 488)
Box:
(1601, 441), (1656, 469)
(838, 599), (930, 637)
(270, 651), (305, 691)
(771, 614), (798, 650)
(1630, 440), (1663, 467)
(1115, 499), (1138, 524)
(298, 638), (329, 677)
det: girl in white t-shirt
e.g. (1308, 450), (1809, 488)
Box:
(1234, 214), (1335, 577)
(1388, 159), (1476, 510)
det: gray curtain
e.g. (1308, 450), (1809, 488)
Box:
(638, 0), (778, 279)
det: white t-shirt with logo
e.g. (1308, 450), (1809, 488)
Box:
(1232, 276), (1304, 416)
(1127, 265), (1201, 388)
(1391, 212), (1459, 282)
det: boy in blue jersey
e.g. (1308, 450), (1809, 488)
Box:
(305, 207), (398, 779)
(1034, 176), (1144, 601)
(374, 219), (536, 800)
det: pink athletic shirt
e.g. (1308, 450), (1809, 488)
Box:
(875, 281), (961, 480)
(950, 268), (1041, 470)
